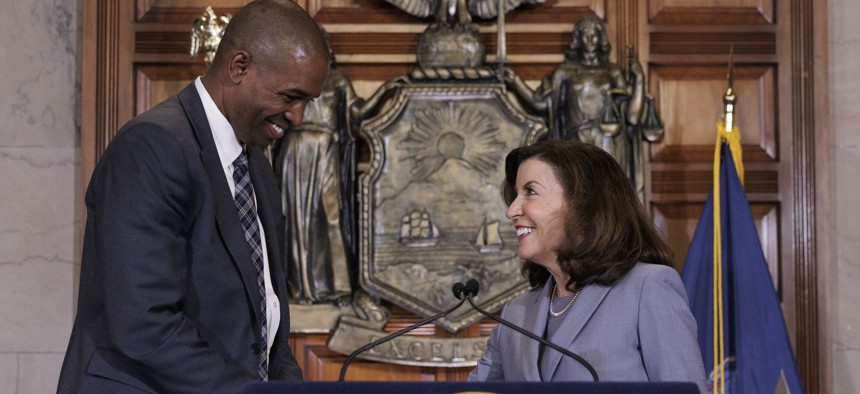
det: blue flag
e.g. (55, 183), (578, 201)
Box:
(681, 143), (804, 394)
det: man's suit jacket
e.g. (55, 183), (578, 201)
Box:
(469, 263), (707, 393)
(58, 84), (301, 393)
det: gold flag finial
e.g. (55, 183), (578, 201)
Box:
(716, 44), (744, 185)
(723, 45), (737, 133)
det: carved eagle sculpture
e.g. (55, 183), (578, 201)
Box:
(386, 0), (543, 25)
(190, 6), (232, 65)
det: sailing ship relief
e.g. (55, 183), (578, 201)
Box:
(475, 218), (503, 253)
(400, 210), (440, 247)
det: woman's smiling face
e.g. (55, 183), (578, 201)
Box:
(506, 158), (569, 270)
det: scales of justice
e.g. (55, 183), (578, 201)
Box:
(191, 2), (663, 367)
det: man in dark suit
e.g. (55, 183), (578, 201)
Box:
(57, 1), (330, 392)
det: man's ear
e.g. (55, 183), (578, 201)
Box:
(229, 51), (251, 83)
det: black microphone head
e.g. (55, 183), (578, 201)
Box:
(452, 282), (466, 300)
(465, 279), (480, 297)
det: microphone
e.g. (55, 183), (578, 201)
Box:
(453, 282), (468, 300)
(338, 283), (468, 381)
(463, 279), (600, 382)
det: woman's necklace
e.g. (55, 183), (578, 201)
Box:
(549, 283), (582, 317)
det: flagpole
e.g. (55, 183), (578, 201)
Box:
(712, 133), (723, 394)
(713, 45), (739, 394)
(719, 46), (744, 185)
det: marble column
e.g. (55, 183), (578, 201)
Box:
(830, 0), (860, 392)
(0, 0), (78, 392)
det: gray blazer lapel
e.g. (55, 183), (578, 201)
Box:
(543, 281), (610, 381)
(518, 281), (552, 381)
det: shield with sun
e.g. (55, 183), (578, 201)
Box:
(358, 82), (547, 332)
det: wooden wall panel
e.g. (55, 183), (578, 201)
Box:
(648, 0), (773, 24)
(135, 65), (203, 113)
(650, 65), (777, 163)
(293, 334), (443, 381)
(137, 0), (249, 23)
(652, 202), (780, 289)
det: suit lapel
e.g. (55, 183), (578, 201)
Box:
(177, 84), (266, 326)
(543, 280), (610, 381)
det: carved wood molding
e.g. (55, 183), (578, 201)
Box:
(651, 169), (778, 194)
(610, 0), (639, 65)
(310, 2), (597, 24)
(135, 30), (573, 60)
(82, 0), (134, 184)
(650, 31), (776, 56)
(787, 0), (821, 391)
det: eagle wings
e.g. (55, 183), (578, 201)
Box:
(386, 0), (544, 24)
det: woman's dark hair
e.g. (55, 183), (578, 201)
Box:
(502, 140), (674, 292)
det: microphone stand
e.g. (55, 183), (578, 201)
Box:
(463, 279), (600, 382)
(338, 283), (469, 381)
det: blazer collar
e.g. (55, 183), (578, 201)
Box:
(177, 83), (269, 327)
(541, 277), (611, 381)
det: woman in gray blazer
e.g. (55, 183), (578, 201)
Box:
(468, 140), (707, 393)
